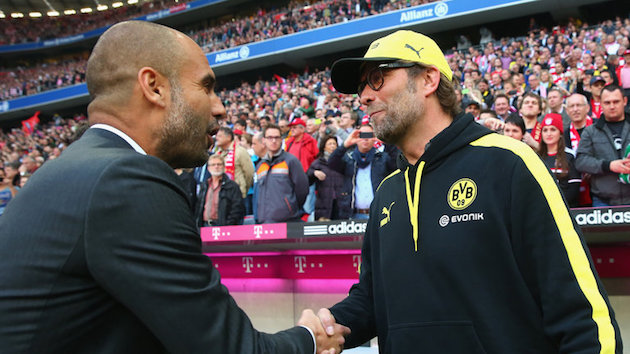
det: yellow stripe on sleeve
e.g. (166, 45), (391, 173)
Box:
(470, 134), (616, 353)
(377, 169), (401, 191)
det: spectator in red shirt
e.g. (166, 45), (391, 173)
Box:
(285, 117), (318, 172)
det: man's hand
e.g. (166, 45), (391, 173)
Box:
(482, 117), (504, 131)
(317, 308), (347, 354)
(610, 159), (630, 174)
(314, 170), (327, 181)
(298, 309), (350, 354)
(522, 132), (540, 151)
(344, 130), (360, 148)
(317, 308), (337, 336)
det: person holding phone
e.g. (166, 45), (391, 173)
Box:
(327, 124), (398, 220)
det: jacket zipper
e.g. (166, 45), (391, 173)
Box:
(404, 161), (425, 252)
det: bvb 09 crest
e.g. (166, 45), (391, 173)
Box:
(447, 178), (477, 210)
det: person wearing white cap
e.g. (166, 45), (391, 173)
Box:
(315, 30), (621, 354)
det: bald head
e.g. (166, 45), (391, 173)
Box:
(85, 20), (226, 168)
(87, 21), (185, 108)
(567, 93), (588, 106)
(566, 93), (589, 125)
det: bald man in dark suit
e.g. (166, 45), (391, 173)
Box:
(0, 21), (348, 354)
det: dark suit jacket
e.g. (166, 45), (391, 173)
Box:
(0, 128), (313, 353)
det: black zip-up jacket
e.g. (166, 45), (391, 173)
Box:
(194, 173), (245, 226)
(330, 114), (622, 353)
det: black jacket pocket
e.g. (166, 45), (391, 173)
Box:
(386, 321), (487, 354)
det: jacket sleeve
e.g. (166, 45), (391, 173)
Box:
(226, 181), (245, 225)
(329, 215), (377, 348)
(305, 136), (319, 169)
(84, 155), (314, 354)
(328, 145), (349, 174)
(289, 156), (310, 207)
(193, 183), (206, 227)
(576, 81), (593, 102)
(509, 150), (622, 353)
(575, 127), (606, 175)
(306, 160), (319, 185)
(237, 148), (255, 198)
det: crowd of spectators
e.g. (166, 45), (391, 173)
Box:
(0, 57), (87, 100)
(1, 0), (433, 47)
(0, 114), (87, 215)
(0, 0), (437, 99)
(3, 13), (630, 220)
(0, 0), (192, 45)
(186, 0), (434, 53)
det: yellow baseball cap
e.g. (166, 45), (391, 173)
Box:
(331, 30), (453, 94)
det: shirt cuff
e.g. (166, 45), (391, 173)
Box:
(299, 325), (317, 354)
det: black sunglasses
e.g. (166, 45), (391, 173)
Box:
(357, 62), (417, 95)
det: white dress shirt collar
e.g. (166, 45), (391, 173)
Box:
(90, 124), (147, 155)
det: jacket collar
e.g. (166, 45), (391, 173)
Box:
(595, 113), (630, 129)
(396, 113), (491, 171)
(90, 124), (147, 154)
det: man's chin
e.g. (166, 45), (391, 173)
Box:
(374, 129), (395, 145)
(192, 150), (211, 167)
(168, 150), (209, 169)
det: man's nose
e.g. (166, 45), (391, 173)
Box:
(359, 87), (375, 106)
(210, 94), (226, 121)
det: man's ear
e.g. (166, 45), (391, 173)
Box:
(421, 67), (441, 97)
(137, 67), (169, 108)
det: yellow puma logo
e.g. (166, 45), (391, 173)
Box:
(380, 202), (395, 227)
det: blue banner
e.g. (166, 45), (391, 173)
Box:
(0, 84), (88, 113)
(209, 0), (533, 66)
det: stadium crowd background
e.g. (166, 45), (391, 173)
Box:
(0, 0), (437, 101)
(2, 0), (630, 219)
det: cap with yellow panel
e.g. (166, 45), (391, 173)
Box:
(330, 30), (453, 94)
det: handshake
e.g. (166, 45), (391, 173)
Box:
(298, 308), (351, 354)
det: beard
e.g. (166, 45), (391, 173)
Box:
(156, 83), (216, 168)
(371, 81), (422, 145)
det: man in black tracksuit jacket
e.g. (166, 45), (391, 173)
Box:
(194, 171), (245, 227)
(318, 30), (622, 353)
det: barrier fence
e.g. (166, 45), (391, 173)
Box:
(202, 206), (630, 279)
